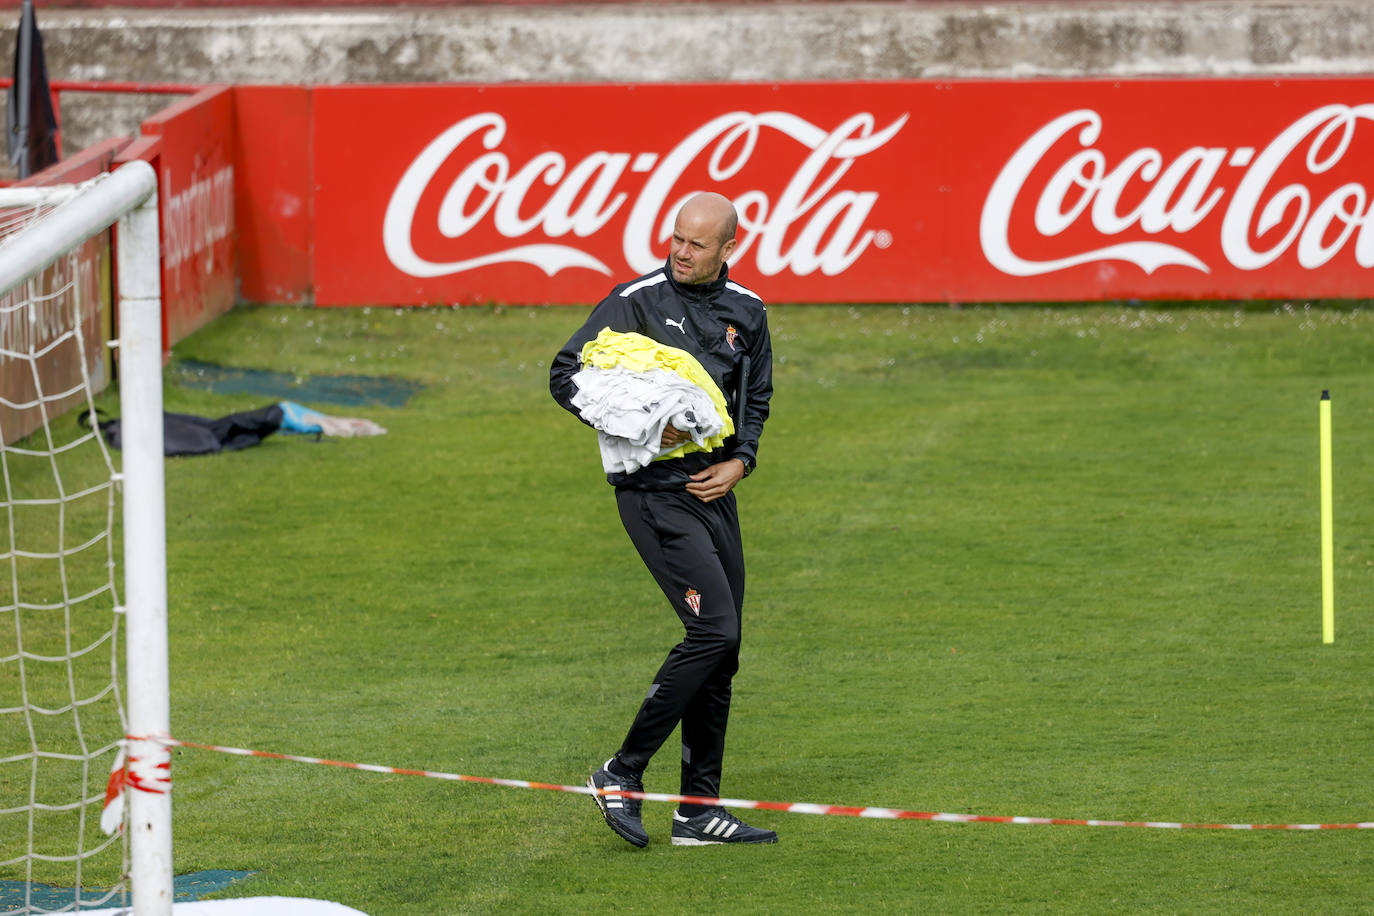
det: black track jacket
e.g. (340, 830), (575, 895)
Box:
(550, 258), (773, 490)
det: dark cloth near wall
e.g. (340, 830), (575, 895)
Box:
(80, 404), (284, 456)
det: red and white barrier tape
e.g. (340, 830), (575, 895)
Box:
(140, 736), (1373, 832)
(101, 739), (173, 835)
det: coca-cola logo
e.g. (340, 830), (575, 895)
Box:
(981, 104), (1374, 277)
(383, 110), (907, 280)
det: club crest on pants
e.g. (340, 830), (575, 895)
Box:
(685, 588), (701, 616)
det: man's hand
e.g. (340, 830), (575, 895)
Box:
(686, 459), (746, 503)
(660, 424), (691, 449)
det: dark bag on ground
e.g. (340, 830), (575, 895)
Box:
(79, 404), (284, 456)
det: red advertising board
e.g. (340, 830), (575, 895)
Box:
(300, 79), (1374, 305)
(140, 85), (237, 341)
(0, 141), (124, 445)
(944, 79), (1374, 302)
(233, 85), (312, 305)
(310, 83), (929, 306)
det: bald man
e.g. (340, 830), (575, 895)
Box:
(550, 192), (776, 847)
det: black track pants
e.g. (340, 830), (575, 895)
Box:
(613, 487), (745, 800)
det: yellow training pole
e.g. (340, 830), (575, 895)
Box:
(1320, 390), (1334, 644)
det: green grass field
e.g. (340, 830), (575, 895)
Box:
(7, 302), (1374, 913)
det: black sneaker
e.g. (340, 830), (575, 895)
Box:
(671, 807), (778, 845)
(588, 759), (648, 848)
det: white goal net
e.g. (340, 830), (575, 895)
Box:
(0, 162), (168, 916)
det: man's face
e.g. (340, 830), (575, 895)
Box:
(669, 208), (738, 286)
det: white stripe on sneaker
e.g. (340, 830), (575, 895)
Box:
(705, 817), (722, 835)
(723, 822), (739, 838)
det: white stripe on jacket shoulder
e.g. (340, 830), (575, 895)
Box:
(620, 270), (669, 297)
(726, 280), (763, 303)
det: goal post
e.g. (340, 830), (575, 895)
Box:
(0, 159), (170, 915)
(114, 163), (173, 916)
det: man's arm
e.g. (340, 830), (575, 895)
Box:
(727, 313), (774, 473)
(688, 311), (772, 502)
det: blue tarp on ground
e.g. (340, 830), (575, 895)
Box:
(0, 870), (256, 910)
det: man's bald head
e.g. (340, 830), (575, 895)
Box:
(678, 192), (738, 245)
(669, 192), (739, 285)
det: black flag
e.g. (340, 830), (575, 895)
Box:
(7, 0), (58, 178)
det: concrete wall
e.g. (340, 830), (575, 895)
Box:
(7, 1), (1374, 170)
